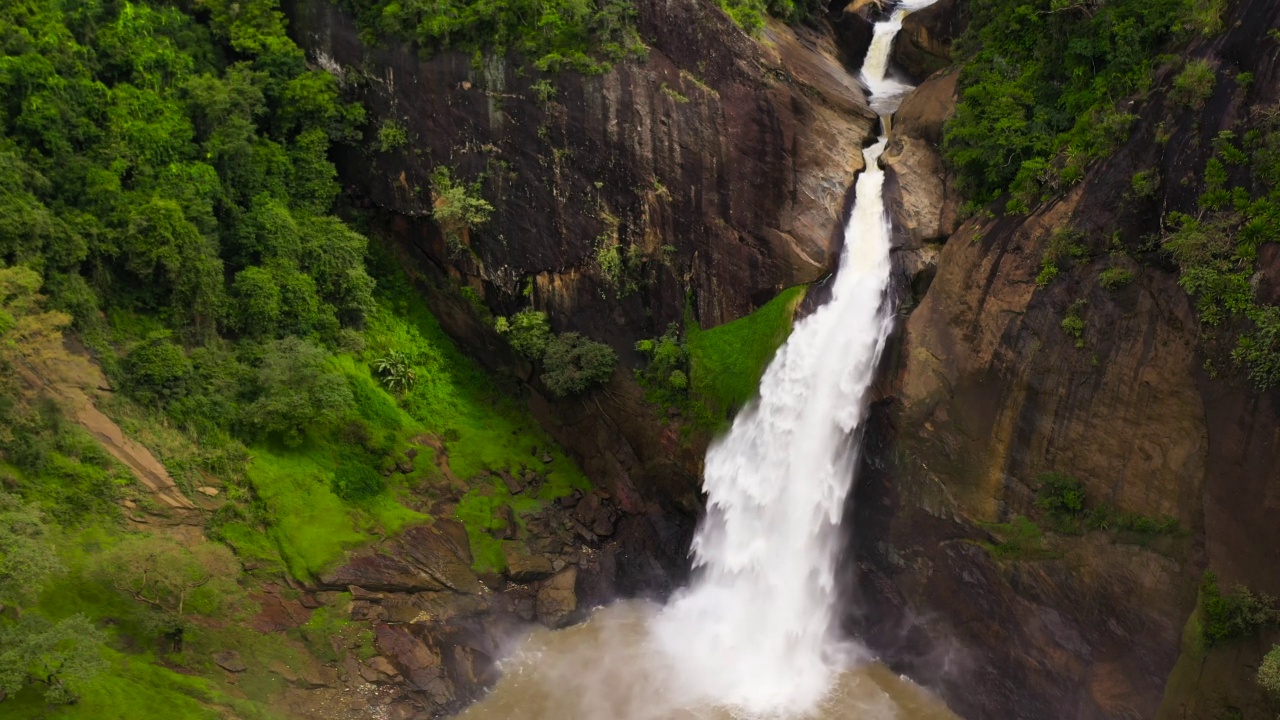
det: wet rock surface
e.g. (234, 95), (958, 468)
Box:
(890, 0), (968, 84)
(851, 1), (1280, 718)
(883, 68), (960, 301)
(289, 0), (877, 349)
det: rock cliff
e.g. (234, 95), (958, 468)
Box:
(854, 1), (1280, 718)
(282, 1), (884, 715)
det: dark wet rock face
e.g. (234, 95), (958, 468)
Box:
(850, 1), (1280, 718)
(890, 0), (968, 84)
(290, 0), (877, 348)
(313, 488), (689, 716)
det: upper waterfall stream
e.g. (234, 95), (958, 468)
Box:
(458, 3), (956, 718)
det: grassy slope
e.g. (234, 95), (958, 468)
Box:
(9, 271), (592, 716)
(686, 286), (808, 415)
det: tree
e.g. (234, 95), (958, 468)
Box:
(240, 336), (353, 445)
(100, 534), (245, 648)
(0, 491), (63, 613)
(541, 332), (616, 397)
(0, 614), (106, 704)
(430, 167), (492, 247)
(0, 266), (90, 441)
(123, 332), (193, 406)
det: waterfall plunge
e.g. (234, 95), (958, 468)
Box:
(647, 6), (928, 717)
(457, 6), (946, 720)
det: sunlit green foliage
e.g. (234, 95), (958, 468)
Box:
(0, 614), (107, 705)
(495, 307), (553, 359)
(1200, 572), (1280, 645)
(430, 167), (493, 251)
(1170, 59), (1217, 109)
(0, 0), (369, 343)
(1260, 645), (1280, 698)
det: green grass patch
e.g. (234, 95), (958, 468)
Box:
(245, 438), (430, 579)
(362, 269), (591, 565)
(2, 646), (237, 720)
(686, 286), (807, 416)
(979, 515), (1056, 560)
(363, 282), (587, 488)
(23, 529), (275, 720)
(454, 473), (584, 573)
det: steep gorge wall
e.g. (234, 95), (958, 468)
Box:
(287, 0), (880, 533)
(854, 1), (1280, 718)
(282, 2), (885, 714)
(290, 0), (878, 344)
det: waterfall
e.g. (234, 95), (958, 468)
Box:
(646, 4), (932, 716)
(457, 6), (948, 720)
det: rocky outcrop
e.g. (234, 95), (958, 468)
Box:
(890, 0), (967, 84)
(290, 0), (877, 348)
(308, 474), (685, 716)
(852, 1), (1280, 718)
(883, 68), (960, 300)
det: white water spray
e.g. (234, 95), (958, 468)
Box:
(647, 5), (932, 717)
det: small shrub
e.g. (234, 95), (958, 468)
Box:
(1037, 472), (1087, 518)
(497, 308), (552, 360)
(597, 240), (624, 288)
(430, 167), (493, 244)
(1038, 228), (1087, 287)
(541, 332), (616, 397)
(530, 78), (556, 103)
(376, 118), (409, 152)
(1171, 60), (1217, 110)
(1184, 0), (1226, 36)
(635, 324), (691, 409)
(373, 350), (417, 394)
(1036, 262), (1060, 288)
(1131, 169), (1160, 199)
(1259, 645), (1280, 698)
(1099, 267), (1135, 289)
(1201, 572), (1280, 645)
(667, 369), (688, 390)
(1062, 300), (1088, 348)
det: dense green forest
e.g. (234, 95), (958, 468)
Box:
(944, 0), (1280, 387)
(944, 0), (1220, 211)
(336, 0), (826, 70)
(0, 0), (612, 713)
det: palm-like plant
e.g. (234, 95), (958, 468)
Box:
(373, 351), (417, 394)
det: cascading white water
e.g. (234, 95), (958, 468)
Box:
(646, 4), (931, 716)
(458, 6), (949, 720)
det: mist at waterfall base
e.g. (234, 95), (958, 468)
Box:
(459, 4), (955, 719)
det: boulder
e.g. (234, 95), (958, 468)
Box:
(322, 521), (482, 594)
(891, 0), (968, 84)
(884, 68), (961, 268)
(213, 650), (246, 673)
(504, 547), (555, 582)
(535, 568), (578, 627)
